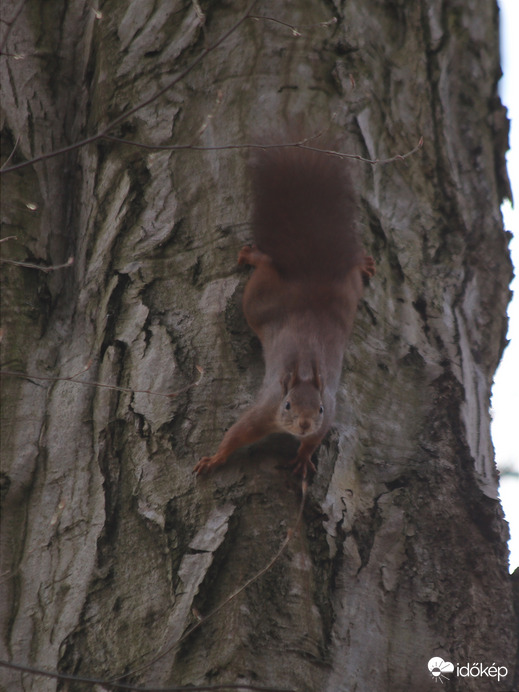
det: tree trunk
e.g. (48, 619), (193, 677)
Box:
(1, 1), (517, 691)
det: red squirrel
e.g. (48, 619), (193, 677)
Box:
(194, 147), (375, 478)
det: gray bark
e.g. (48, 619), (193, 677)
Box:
(1, 1), (517, 691)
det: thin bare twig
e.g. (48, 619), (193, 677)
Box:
(101, 131), (322, 153)
(0, 364), (204, 399)
(0, 256), (74, 272)
(0, 236), (73, 274)
(100, 134), (424, 166)
(249, 14), (337, 37)
(0, 660), (294, 692)
(298, 135), (425, 164)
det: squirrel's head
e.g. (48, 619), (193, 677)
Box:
(277, 364), (324, 437)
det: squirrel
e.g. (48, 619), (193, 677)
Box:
(194, 146), (375, 478)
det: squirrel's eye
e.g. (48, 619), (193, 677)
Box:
(319, 405), (324, 414)
(285, 401), (291, 411)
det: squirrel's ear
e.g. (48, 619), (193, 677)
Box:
(281, 369), (299, 393)
(281, 373), (291, 394)
(311, 360), (323, 392)
(290, 362), (301, 389)
(289, 369), (300, 390)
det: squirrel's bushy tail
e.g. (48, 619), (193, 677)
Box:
(251, 147), (363, 280)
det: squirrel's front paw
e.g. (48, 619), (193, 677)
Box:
(193, 455), (225, 475)
(289, 454), (316, 479)
(238, 245), (256, 266)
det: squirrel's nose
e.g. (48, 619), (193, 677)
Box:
(299, 419), (311, 433)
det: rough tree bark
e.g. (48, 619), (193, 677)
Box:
(1, 1), (517, 691)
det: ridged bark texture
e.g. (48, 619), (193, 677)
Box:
(1, 1), (517, 691)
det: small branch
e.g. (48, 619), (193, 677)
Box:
(298, 135), (425, 164)
(0, 660), (294, 692)
(101, 131), (321, 153)
(250, 14), (337, 38)
(0, 364), (204, 399)
(0, 256), (74, 273)
(100, 134), (424, 166)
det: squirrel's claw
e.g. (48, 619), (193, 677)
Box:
(362, 255), (376, 278)
(238, 245), (257, 266)
(290, 454), (316, 478)
(194, 455), (223, 475)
